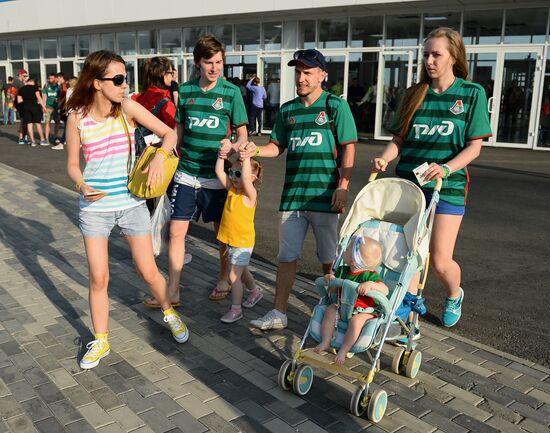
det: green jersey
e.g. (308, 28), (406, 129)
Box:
(393, 78), (492, 206)
(271, 91), (357, 212)
(175, 77), (248, 178)
(42, 83), (59, 109)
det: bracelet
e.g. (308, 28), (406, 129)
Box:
(255, 147), (261, 157)
(442, 164), (452, 178)
(156, 148), (169, 159)
(75, 181), (84, 192)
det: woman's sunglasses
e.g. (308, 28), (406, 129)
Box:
(98, 74), (128, 86)
(293, 49), (319, 61)
(228, 168), (242, 178)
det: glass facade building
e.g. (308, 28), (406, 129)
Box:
(1, 1), (549, 149)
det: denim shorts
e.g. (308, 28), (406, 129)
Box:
(170, 183), (227, 223)
(79, 203), (151, 238)
(423, 191), (465, 216)
(228, 246), (253, 266)
(278, 210), (338, 263)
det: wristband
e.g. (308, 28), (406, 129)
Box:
(255, 147), (261, 157)
(156, 148), (169, 159)
(75, 181), (84, 192)
(442, 164), (452, 178)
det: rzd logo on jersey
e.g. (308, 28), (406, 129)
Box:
(212, 97), (223, 110)
(412, 120), (454, 139)
(188, 115), (220, 129)
(289, 132), (322, 151)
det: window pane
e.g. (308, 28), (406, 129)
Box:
(463, 10), (503, 44)
(207, 25), (232, 51)
(60, 36), (75, 57)
(263, 22), (281, 51)
(118, 32), (136, 56)
(318, 18), (348, 49)
(386, 14), (420, 47)
(504, 8), (548, 44)
(43, 38), (58, 58)
(183, 27), (206, 53)
(10, 40), (23, 60)
(138, 30), (156, 55)
(235, 23), (260, 51)
(423, 12), (461, 38)
(299, 20), (316, 49)
(26, 39), (40, 59)
(0, 41), (7, 60)
(101, 33), (115, 51)
(160, 28), (182, 54)
(78, 35), (90, 57)
(350, 16), (383, 48)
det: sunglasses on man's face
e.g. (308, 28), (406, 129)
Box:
(98, 74), (128, 86)
(228, 168), (242, 179)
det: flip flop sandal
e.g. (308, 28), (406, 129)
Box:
(143, 297), (181, 309)
(208, 286), (232, 301)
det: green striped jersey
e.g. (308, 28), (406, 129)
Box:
(394, 78), (492, 206)
(271, 91), (357, 212)
(175, 77), (248, 178)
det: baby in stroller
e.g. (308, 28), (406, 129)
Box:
(314, 234), (389, 365)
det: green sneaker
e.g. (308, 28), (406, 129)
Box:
(441, 287), (464, 327)
(80, 337), (110, 369)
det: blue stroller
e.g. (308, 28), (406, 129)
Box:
(277, 175), (442, 422)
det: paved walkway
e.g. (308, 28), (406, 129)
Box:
(0, 163), (549, 433)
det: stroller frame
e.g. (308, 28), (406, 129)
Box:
(277, 175), (442, 422)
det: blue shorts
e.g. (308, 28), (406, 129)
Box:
(79, 203), (151, 238)
(170, 183), (227, 223)
(423, 191), (465, 216)
(228, 246), (253, 266)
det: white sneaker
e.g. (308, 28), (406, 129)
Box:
(51, 143), (64, 150)
(250, 309), (287, 330)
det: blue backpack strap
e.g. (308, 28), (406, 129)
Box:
(151, 97), (170, 117)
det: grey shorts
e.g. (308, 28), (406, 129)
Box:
(278, 210), (338, 264)
(45, 108), (60, 123)
(228, 246), (253, 266)
(79, 203), (151, 238)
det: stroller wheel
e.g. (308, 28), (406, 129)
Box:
(350, 386), (368, 417)
(367, 389), (388, 423)
(292, 364), (314, 396)
(278, 360), (294, 391)
(391, 347), (406, 374)
(405, 350), (422, 379)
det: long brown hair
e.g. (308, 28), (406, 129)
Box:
(143, 57), (173, 91)
(397, 27), (469, 137)
(66, 50), (126, 117)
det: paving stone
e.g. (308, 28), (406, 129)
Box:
(65, 418), (102, 433)
(198, 412), (240, 433)
(509, 401), (550, 426)
(78, 402), (114, 429)
(47, 368), (78, 390)
(452, 414), (501, 433)
(295, 420), (330, 433)
(508, 362), (549, 381)
(235, 399), (276, 424)
(7, 379), (37, 403)
(48, 399), (84, 425)
(61, 385), (95, 408)
(33, 356), (62, 373)
(9, 352), (38, 370)
(138, 408), (176, 433)
(118, 390), (155, 414)
(420, 412), (468, 433)
(389, 393), (431, 418)
(100, 373), (132, 395)
(20, 397), (53, 422)
(230, 416), (272, 433)
(127, 376), (160, 398)
(265, 400), (309, 427)
(175, 394), (213, 419)
(96, 423), (125, 433)
(73, 372), (106, 393)
(90, 386), (124, 411)
(0, 365), (25, 384)
(4, 414), (38, 433)
(34, 382), (65, 404)
(108, 405), (145, 432)
(34, 416), (66, 433)
(263, 417), (303, 433)
(517, 417), (550, 433)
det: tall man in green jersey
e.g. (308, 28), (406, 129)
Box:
(250, 49), (357, 330)
(166, 35), (249, 306)
(42, 73), (60, 144)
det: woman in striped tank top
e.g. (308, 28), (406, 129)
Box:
(65, 50), (189, 370)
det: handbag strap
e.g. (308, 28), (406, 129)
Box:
(119, 112), (133, 175)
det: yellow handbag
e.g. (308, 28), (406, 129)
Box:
(120, 114), (178, 199)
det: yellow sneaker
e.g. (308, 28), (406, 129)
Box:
(80, 337), (110, 369)
(163, 308), (189, 343)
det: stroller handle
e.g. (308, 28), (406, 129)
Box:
(369, 172), (443, 192)
(326, 278), (391, 318)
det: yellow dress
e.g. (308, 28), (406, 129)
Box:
(216, 188), (256, 248)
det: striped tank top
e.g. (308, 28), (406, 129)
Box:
(79, 111), (144, 212)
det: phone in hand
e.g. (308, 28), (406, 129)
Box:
(85, 190), (106, 197)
